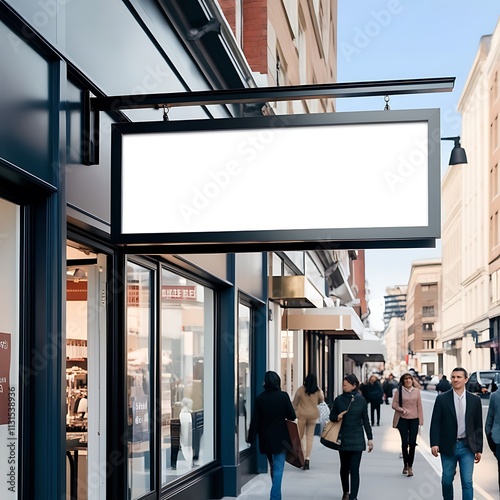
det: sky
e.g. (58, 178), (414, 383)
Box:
(336, 1), (500, 331)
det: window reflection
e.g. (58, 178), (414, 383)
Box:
(126, 262), (152, 499)
(238, 303), (251, 451)
(161, 269), (214, 485)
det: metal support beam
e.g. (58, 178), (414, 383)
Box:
(91, 77), (455, 111)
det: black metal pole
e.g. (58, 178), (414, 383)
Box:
(91, 77), (455, 111)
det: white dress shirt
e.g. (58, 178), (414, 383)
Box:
(453, 390), (467, 439)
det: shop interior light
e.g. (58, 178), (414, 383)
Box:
(441, 136), (468, 165)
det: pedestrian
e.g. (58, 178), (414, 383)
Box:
(292, 373), (325, 470)
(246, 371), (296, 500)
(429, 367), (483, 500)
(485, 385), (500, 491)
(382, 373), (397, 405)
(435, 375), (452, 394)
(392, 372), (424, 477)
(365, 374), (384, 426)
(330, 373), (373, 500)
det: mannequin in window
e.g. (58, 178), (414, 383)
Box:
(180, 397), (193, 465)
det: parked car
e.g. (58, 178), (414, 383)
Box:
(466, 370), (500, 396)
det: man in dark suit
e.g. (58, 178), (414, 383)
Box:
(430, 367), (483, 500)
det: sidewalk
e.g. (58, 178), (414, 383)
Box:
(219, 406), (495, 500)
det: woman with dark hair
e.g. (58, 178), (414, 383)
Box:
(247, 371), (296, 500)
(330, 374), (373, 500)
(292, 373), (325, 470)
(392, 372), (424, 477)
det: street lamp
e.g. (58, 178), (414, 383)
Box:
(441, 136), (468, 165)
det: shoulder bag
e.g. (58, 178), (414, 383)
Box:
(392, 386), (403, 428)
(320, 395), (354, 449)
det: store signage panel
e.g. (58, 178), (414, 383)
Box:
(111, 109), (440, 249)
(0, 332), (11, 425)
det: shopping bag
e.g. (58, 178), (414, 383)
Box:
(320, 419), (342, 449)
(285, 420), (305, 468)
(318, 401), (330, 428)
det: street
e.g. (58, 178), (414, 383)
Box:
(419, 390), (498, 498)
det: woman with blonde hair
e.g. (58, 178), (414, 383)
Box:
(292, 373), (325, 470)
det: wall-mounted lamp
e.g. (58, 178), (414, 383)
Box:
(441, 136), (468, 165)
(464, 329), (479, 345)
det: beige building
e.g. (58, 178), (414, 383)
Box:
(441, 22), (500, 375)
(383, 315), (406, 376)
(405, 260), (441, 376)
(487, 20), (500, 368)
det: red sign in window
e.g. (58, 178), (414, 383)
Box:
(162, 286), (197, 301)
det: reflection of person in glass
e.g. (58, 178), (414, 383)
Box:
(180, 397), (193, 464)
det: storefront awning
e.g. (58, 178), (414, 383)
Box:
(270, 275), (324, 308)
(281, 306), (365, 339)
(339, 336), (385, 366)
(346, 353), (385, 364)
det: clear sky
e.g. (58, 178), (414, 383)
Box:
(336, 2), (500, 330)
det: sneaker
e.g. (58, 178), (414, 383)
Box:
(407, 467), (413, 477)
(402, 466), (408, 475)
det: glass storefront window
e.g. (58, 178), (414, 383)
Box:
(0, 198), (20, 499)
(238, 302), (251, 451)
(126, 261), (153, 499)
(160, 269), (214, 485)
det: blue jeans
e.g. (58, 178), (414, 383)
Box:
(268, 452), (286, 500)
(440, 440), (475, 500)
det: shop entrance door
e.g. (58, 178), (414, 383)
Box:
(66, 245), (107, 500)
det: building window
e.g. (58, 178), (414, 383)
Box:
(422, 306), (435, 317)
(495, 212), (499, 248)
(492, 115), (499, 152)
(238, 300), (252, 451)
(127, 261), (153, 498)
(298, 24), (307, 85)
(423, 323), (434, 332)
(492, 164), (499, 200)
(160, 268), (215, 485)
(423, 340), (435, 350)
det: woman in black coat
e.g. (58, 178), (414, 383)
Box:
(247, 371), (296, 500)
(330, 374), (373, 500)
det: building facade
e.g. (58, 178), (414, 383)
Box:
(441, 23), (500, 376)
(405, 260), (441, 376)
(487, 21), (500, 369)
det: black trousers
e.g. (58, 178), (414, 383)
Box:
(397, 417), (419, 467)
(370, 401), (381, 424)
(495, 442), (500, 491)
(339, 450), (363, 499)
